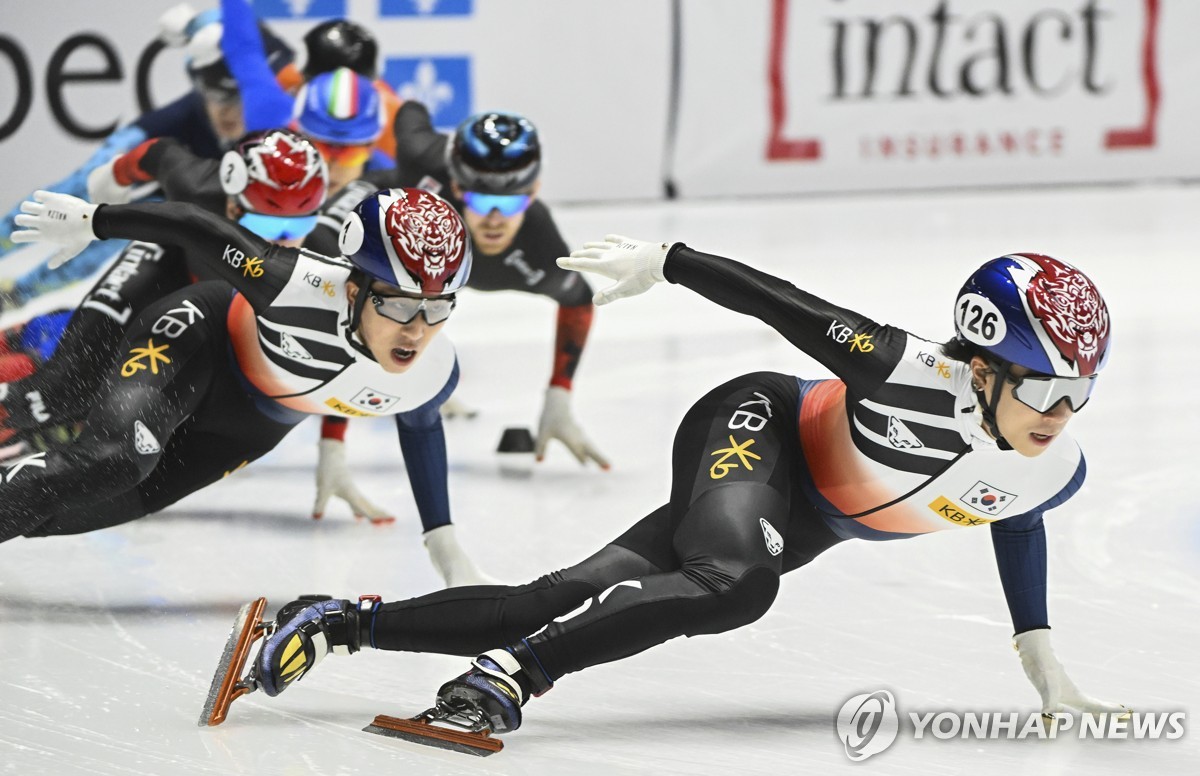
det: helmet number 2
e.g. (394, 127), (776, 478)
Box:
(955, 293), (1007, 346)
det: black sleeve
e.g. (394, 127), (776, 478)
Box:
(144, 145), (226, 217)
(92, 201), (295, 312)
(391, 101), (452, 189)
(305, 177), (384, 257)
(663, 245), (906, 395)
(511, 202), (592, 305)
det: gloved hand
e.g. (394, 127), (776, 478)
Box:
(86, 160), (135, 206)
(1013, 629), (1129, 717)
(556, 234), (671, 305)
(312, 438), (395, 524)
(158, 3), (199, 46)
(11, 191), (99, 269)
(535, 386), (610, 469)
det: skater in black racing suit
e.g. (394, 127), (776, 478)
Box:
(1, 188), (491, 586)
(231, 235), (1127, 740)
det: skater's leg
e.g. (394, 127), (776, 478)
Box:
(372, 538), (668, 655)
(527, 481), (789, 681)
(0, 282), (230, 541)
(500, 372), (838, 679)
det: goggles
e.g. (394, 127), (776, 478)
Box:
(195, 83), (241, 106)
(462, 191), (532, 217)
(312, 139), (372, 167)
(239, 212), (318, 242)
(369, 291), (456, 325)
(1009, 372), (1098, 413)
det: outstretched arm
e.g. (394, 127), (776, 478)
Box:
(394, 362), (460, 533)
(993, 503), (1126, 716)
(13, 193), (291, 311)
(560, 236), (905, 397)
(219, 0), (294, 131)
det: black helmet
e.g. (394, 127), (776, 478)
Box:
(449, 112), (541, 194)
(303, 19), (379, 80)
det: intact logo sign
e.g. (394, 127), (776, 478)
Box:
(767, 0), (1160, 164)
(383, 57), (471, 130)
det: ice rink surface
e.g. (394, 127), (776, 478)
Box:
(2, 184), (1198, 775)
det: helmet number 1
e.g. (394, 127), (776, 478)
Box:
(955, 293), (1007, 346)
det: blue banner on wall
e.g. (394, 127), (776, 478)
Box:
(252, 0), (347, 19)
(383, 57), (472, 130)
(379, 0), (472, 17)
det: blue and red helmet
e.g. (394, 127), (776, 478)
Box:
(338, 188), (472, 295)
(954, 253), (1111, 377)
(293, 66), (382, 146)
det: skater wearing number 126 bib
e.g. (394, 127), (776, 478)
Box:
(203, 237), (1125, 755)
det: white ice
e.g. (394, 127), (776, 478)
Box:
(2, 185), (1198, 775)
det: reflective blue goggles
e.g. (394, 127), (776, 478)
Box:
(462, 191), (532, 217)
(239, 212), (318, 242)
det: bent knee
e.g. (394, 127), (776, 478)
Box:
(685, 566), (780, 636)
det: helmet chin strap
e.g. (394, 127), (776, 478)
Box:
(976, 360), (1013, 451)
(344, 288), (377, 362)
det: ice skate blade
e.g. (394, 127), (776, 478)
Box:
(198, 597), (268, 727)
(363, 714), (503, 756)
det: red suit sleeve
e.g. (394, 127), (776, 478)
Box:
(321, 415), (349, 441)
(550, 303), (594, 390)
(111, 138), (163, 186)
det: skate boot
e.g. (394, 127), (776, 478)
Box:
(255, 595), (379, 696)
(199, 594), (380, 726)
(363, 642), (554, 756)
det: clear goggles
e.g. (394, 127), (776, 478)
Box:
(369, 291), (456, 325)
(462, 191), (532, 217)
(1009, 372), (1098, 413)
(239, 212), (318, 242)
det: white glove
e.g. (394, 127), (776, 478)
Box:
(11, 191), (99, 269)
(158, 3), (199, 47)
(535, 386), (610, 469)
(312, 438), (395, 524)
(1013, 629), (1129, 717)
(86, 160), (135, 206)
(556, 234), (670, 305)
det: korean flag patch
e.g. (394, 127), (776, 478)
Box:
(350, 387), (401, 414)
(961, 481), (1017, 516)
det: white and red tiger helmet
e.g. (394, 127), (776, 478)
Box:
(337, 187), (472, 295)
(954, 253), (1111, 377)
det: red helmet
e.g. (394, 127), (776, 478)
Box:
(219, 129), (328, 216)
